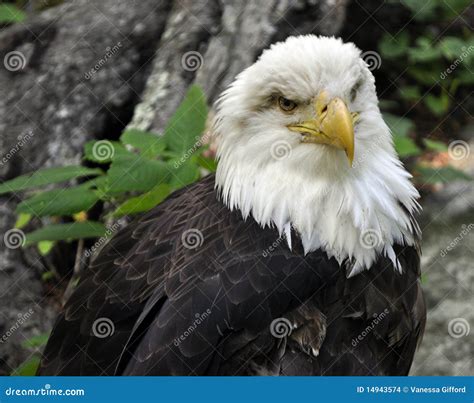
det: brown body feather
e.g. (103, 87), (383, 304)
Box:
(38, 175), (425, 375)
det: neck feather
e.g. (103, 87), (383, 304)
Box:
(215, 131), (420, 276)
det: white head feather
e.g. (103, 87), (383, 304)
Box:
(213, 35), (420, 276)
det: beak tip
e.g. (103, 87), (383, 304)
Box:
(346, 149), (354, 167)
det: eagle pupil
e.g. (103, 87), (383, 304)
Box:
(279, 97), (296, 111)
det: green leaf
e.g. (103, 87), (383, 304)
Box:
(113, 184), (172, 217)
(11, 356), (41, 376)
(38, 241), (55, 256)
(398, 86), (421, 102)
(15, 213), (32, 229)
(400, 0), (437, 21)
(163, 85), (208, 154)
(423, 139), (448, 152)
(383, 113), (415, 137)
(424, 91), (450, 117)
(16, 187), (100, 217)
(408, 37), (442, 63)
(416, 166), (472, 184)
(379, 32), (409, 59)
(21, 333), (50, 349)
(81, 176), (109, 189)
(107, 153), (170, 193)
(439, 37), (468, 60)
(456, 68), (474, 85)
(24, 221), (106, 245)
(120, 129), (167, 158)
(393, 135), (421, 157)
(169, 160), (200, 188)
(420, 272), (428, 284)
(407, 65), (443, 86)
(196, 155), (218, 172)
(439, 0), (472, 19)
(0, 4), (26, 23)
(83, 140), (127, 163)
(0, 166), (102, 195)
(41, 270), (55, 281)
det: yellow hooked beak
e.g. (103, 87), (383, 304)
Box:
(287, 91), (356, 166)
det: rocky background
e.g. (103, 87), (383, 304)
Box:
(0, 0), (472, 375)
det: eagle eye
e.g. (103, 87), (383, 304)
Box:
(350, 79), (363, 102)
(278, 96), (297, 112)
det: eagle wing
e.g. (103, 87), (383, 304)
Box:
(38, 174), (424, 375)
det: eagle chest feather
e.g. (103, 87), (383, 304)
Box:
(38, 175), (424, 376)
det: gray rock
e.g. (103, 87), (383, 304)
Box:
(0, 0), (170, 374)
(0, 199), (57, 375)
(129, 0), (348, 132)
(411, 181), (474, 375)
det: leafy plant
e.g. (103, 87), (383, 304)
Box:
(10, 332), (50, 376)
(380, 5), (472, 116)
(378, 0), (472, 185)
(1, 85), (213, 250)
(384, 111), (471, 184)
(0, 0), (65, 19)
(0, 3), (26, 23)
(11, 356), (41, 376)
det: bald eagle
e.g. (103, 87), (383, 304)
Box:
(38, 36), (425, 376)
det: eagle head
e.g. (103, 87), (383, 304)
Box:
(214, 35), (420, 276)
